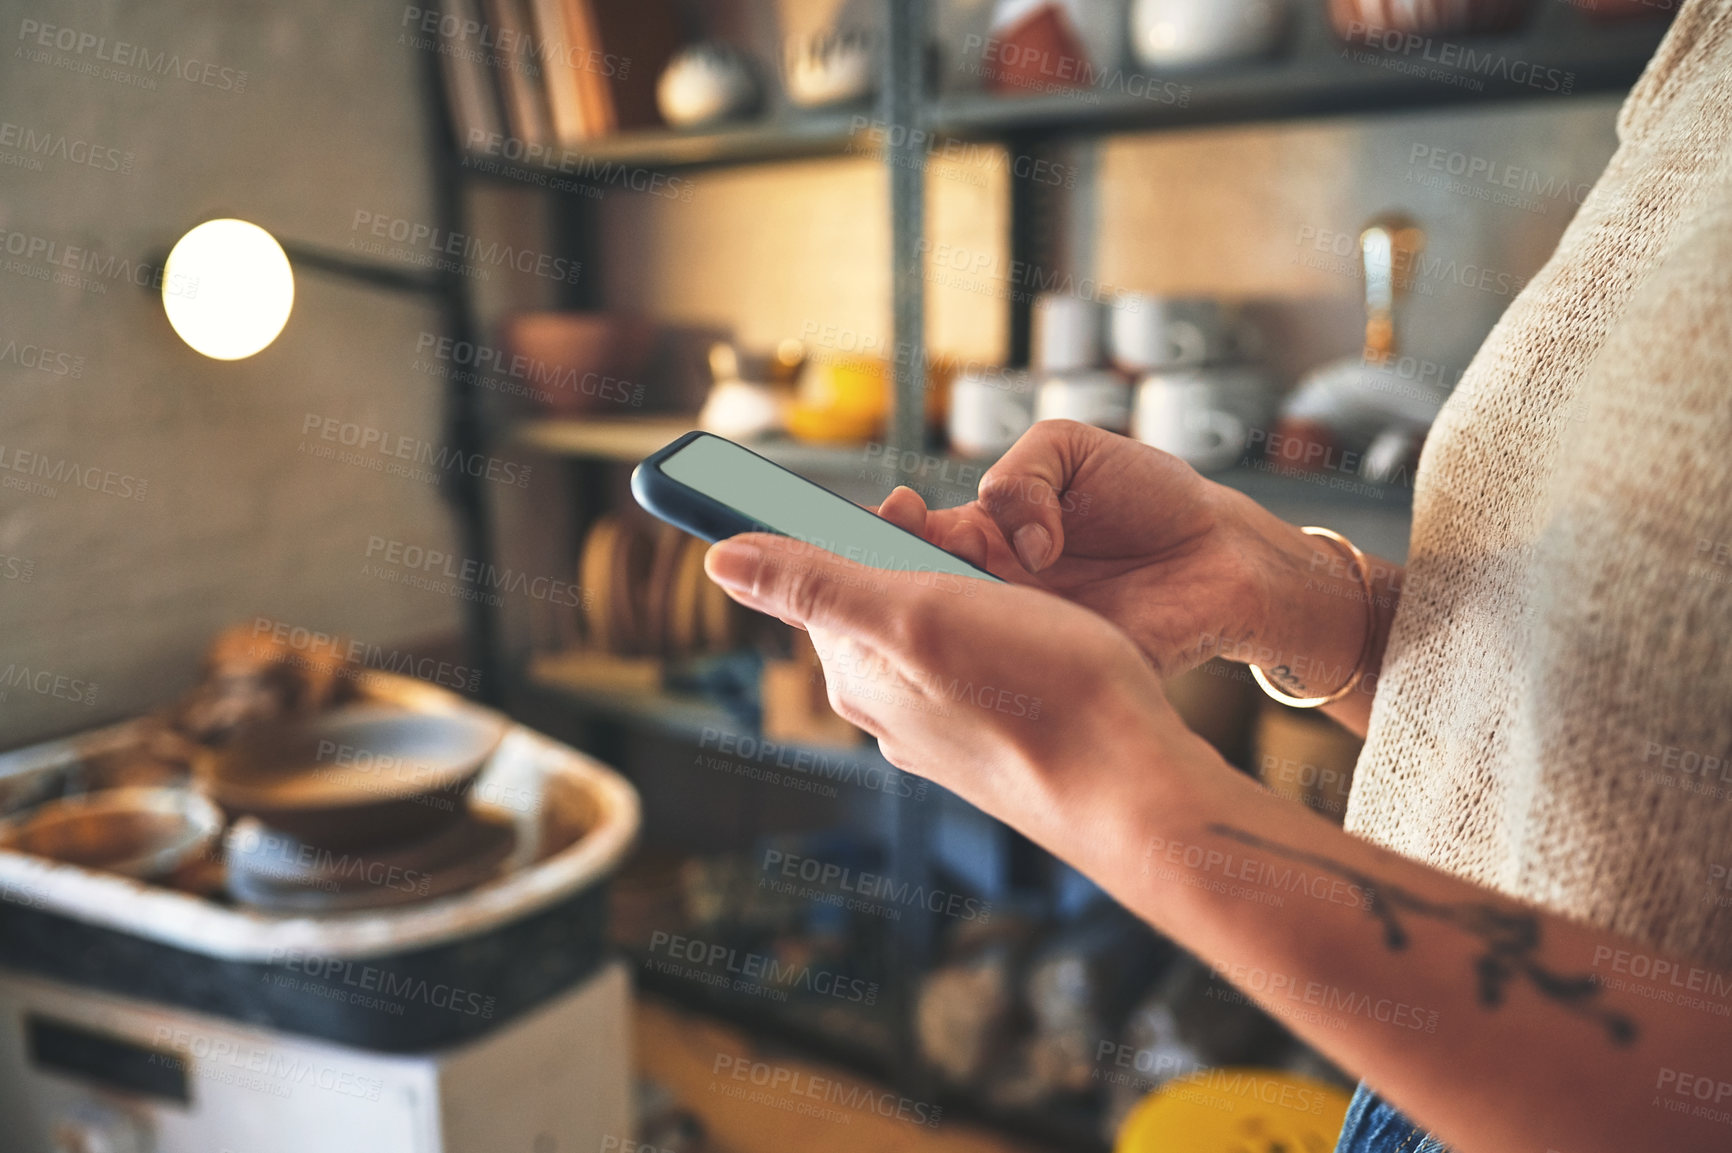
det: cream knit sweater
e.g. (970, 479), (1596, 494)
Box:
(1347, 0), (1732, 970)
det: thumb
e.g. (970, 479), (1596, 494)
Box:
(704, 533), (891, 637)
(977, 420), (1087, 573)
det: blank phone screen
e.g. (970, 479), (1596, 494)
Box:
(660, 435), (996, 581)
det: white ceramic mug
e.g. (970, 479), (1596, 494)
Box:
(1130, 0), (1289, 70)
(1110, 294), (1250, 371)
(1037, 370), (1132, 433)
(949, 367), (1035, 457)
(1032, 293), (1103, 373)
(1133, 366), (1274, 471)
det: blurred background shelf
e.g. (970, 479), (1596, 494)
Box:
(634, 964), (901, 1073)
(506, 415), (1412, 556)
(507, 415), (866, 478)
(525, 651), (891, 766)
(930, 4), (1667, 142)
(462, 109), (869, 182)
(443, 4), (1665, 1151)
(524, 651), (745, 741)
(460, 4), (1666, 195)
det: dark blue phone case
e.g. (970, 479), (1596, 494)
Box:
(630, 430), (1000, 581)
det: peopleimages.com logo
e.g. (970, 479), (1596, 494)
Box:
(0, 443), (148, 502)
(15, 18), (249, 93)
(413, 331), (642, 407)
(248, 617), (481, 694)
(349, 210), (581, 285)
(0, 338), (84, 378)
(363, 534), (587, 609)
(298, 413), (532, 490)
(265, 948), (497, 1019)
(760, 849), (992, 923)
(646, 930), (880, 1005)
(710, 1053), (942, 1127)
(0, 226), (197, 298)
(0, 663), (97, 707)
(148, 1026), (383, 1103)
(0, 120), (133, 174)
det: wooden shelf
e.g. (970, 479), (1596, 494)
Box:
(929, 7), (1666, 142)
(461, 109), (870, 183)
(509, 414), (696, 460)
(509, 414), (1408, 510)
(506, 415), (883, 482)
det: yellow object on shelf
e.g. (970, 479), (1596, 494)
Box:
(788, 356), (888, 444)
(785, 401), (880, 444)
(1115, 1068), (1352, 1153)
(817, 357), (889, 418)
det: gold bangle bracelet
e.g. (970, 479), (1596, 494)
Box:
(1250, 526), (1377, 709)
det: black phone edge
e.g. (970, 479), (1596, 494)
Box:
(631, 430), (761, 544)
(630, 430), (1002, 583)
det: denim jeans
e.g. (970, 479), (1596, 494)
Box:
(1333, 1082), (1451, 1153)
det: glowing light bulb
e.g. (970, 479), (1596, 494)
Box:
(162, 219), (294, 360)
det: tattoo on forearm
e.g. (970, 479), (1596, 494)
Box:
(1206, 823), (1638, 1047)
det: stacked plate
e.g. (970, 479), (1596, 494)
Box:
(577, 517), (737, 658)
(198, 704), (516, 912)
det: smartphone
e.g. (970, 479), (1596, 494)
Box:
(631, 431), (1000, 582)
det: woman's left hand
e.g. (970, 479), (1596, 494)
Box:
(703, 529), (1223, 862)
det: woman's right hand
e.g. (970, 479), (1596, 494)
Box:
(882, 420), (1382, 691)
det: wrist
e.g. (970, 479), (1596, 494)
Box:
(1041, 691), (1229, 872)
(1268, 527), (1375, 698)
(1223, 498), (1392, 698)
(1055, 712), (1246, 916)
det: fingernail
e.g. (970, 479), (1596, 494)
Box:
(885, 485), (924, 513)
(1013, 523), (1051, 572)
(705, 539), (763, 591)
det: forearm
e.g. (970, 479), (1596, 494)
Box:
(1067, 758), (1732, 1153)
(712, 522), (1729, 1151)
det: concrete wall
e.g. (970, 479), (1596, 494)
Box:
(0, 1), (468, 747)
(605, 95), (1621, 404)
(1091, 99), (1621, 386)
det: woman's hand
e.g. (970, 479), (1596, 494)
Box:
(883, 421), (1395, 707)
(704, 519), (1732, 1153)
(703, 532), (1223, 862)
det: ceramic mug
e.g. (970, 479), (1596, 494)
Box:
(658, 44), (760, 128)
(1037, 370), (1132, 433)
(1032, 293), (1103, 373)
(1133, 366), (1274, 471)
(949, 367), (1035, 457)
(1130, 0), (1290, 70)
(1110, 294), (1251, 371)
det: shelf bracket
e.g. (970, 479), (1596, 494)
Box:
(884, 0), (926, 461)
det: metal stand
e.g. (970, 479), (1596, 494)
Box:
(418, 40), (502, 705)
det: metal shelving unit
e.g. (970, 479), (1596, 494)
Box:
(424, 3), (1669, 1146)
(451, 6), (1665, 182)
